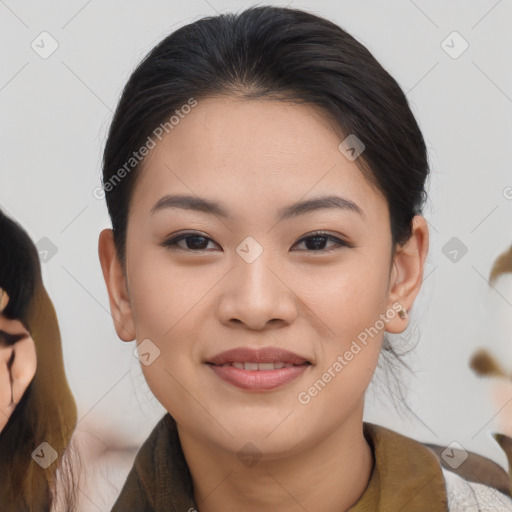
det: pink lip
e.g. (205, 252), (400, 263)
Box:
(206, 347), (311, 391)
(207, 347), (310, 365)
(209, 364), (309, 391)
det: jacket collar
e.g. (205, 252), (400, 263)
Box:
(112, 413), (454, 511)
(348, 421), (448, 510)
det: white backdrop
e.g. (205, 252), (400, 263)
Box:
(1, 0), (511, 484)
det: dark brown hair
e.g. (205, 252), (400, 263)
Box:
(0, 210), (79, 512)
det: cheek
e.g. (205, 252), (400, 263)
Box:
(127, 250), (207, 403)
(139, 360), (187, 421)
(128, 249), (194, 339)
(308, 253), (391, 340)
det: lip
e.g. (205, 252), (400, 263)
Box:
(206, 347), (312, 391)
(207, 347), (310, 365)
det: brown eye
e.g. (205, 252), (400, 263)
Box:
(160, 231), (351, 253)
(292, 232), (349, 252)
(161, 232), (220, 251)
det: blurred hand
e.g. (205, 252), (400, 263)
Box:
(0, 290), (37, 433)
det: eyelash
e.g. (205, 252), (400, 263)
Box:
(160, 231), (351, 253)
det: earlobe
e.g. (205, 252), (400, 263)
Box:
(98, 229), (136, 342)
(385, 215), (429, 334)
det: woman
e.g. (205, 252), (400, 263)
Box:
(97, 6), (512, 510)
(0, 210), (78, 511)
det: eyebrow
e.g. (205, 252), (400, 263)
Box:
(150, 194), (364, 221)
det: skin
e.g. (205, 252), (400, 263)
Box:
(0, 291), (37, 432)
(99, 96), (429, 511)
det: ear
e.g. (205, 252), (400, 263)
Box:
(385, 215), (429, 334)
(98, 229), (136, 342)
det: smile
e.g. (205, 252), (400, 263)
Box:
(213, 361), (305, 370)
(207, 361), (311, 391)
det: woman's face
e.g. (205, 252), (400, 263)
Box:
(102, 96), (426, 457)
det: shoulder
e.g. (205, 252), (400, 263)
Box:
(110, 413), (195, 512)
(363, 421), (512, 510)
(442, 468), (512, 510)
(109, 414), (172, 512)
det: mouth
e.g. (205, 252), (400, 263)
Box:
(208, 361), (311, 370)
(205, 346), (312, 391)
(206, 346), (312, 366)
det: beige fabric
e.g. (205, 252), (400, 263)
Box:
(443, 468), (512, 511)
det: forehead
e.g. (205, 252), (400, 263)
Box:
(130, 96), (387, 226)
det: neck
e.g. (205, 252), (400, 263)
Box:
(177, 403), (374, 512)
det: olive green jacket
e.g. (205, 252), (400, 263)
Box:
(110, 413), (512, 511)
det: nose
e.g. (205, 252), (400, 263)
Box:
(216, 252), (298, 331)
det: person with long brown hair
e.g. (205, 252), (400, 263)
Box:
(0, 209), (78, 512)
